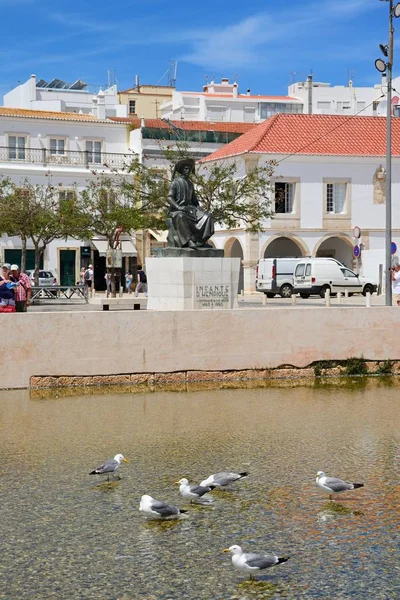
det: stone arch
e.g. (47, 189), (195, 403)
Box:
(313, 234), (354, 268)
(224, 237), (244, 293)
(261, 234), (309, 259)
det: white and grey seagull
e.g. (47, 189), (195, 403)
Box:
(89, 453), (128, 481)
(200, 471), (248, 488)
(224, 545), (290, 580)
(176, 478), (215, 503)
(139, 494), (187, 520)
(316, 471), (364, 500)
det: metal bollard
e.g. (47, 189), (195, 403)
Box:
(366, 291), (371, 307)
(344, 289), (348, 300)
(291, 293), (297, 305)
(337, 291), (342, 304)
(325, 288), (331, 307)
(119, 286), (123, 298)
(241, 289), (244, 297)
(262, 294), (267, 306)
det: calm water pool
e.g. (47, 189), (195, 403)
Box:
(1, 381), (399, 599)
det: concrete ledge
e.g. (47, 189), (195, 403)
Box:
(2, 306), (400, 389)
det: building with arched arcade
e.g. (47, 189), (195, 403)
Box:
(202, 113), (400, 293)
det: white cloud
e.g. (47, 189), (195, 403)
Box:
(181, 0), (381, 70)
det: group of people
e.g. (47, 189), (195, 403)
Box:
(0, 264), (31, 313)
(79, 264), (147, 297)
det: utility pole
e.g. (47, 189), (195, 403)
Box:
(375, 0), (400, 304)
(386, 1), (394, 305)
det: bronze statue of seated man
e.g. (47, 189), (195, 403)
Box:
(166, 158), (214, 249)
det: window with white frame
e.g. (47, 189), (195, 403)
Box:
(8, 135), (26, 160)
(275, 182), (295, 214)
(129, 100), (136, 114)
(243, 107), (256, 122)
(317, 101), (331, 111)
(49, 138), (65, 155)
(86, 140), (102, 164)
(326, 182), (347, 214)
(58, 189), (76, 203)
(356, 101), (366, 113)
(336, 101), (351, 111)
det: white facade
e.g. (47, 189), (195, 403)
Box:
(4, 75), (128, 119)
(161, 78), (303, 123)
(0, 108), (131, 284)
(289, 76), (400, 117)
(206, 154), (398, 293)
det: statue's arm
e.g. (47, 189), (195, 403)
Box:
(167, 181), (180, 211)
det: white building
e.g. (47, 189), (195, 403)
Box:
(289, 75), (400, 117)
(201, 113), (400, 293)
(161, 78), (303, 123)
(3, 74), (127, 119)
(0, 106), (134, 289)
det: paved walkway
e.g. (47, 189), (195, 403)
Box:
(25, 291), (389, 312)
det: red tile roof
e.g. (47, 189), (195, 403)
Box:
(201, 113), (400, 162)
(108, 117), (256, 133)
(0, 107), (113, 123)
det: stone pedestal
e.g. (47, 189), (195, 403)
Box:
(146, 257), (240, 310)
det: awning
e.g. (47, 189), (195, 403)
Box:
(148, 229), (168, 243)
(92, 239), (138, 257)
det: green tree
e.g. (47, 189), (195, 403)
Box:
(80, 171), (165, 296)
(0, 178), (88, 284)
(129, 141), (275, 232)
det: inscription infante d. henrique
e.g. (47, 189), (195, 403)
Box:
(195, 285), (230, 308)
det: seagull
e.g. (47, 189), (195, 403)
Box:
(316, 471), (364, 500)
(89, 454), (128, 481)
(224, 545), (290, 580)
(200, 471), (248, 488)
(176, 478), (215, 503)
(139, 495), (187, 520)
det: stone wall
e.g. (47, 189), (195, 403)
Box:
(2, 307), (400, 390)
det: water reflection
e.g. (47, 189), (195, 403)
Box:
(1, 380), (400, 599)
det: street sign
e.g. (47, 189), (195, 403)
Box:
(391, 242), (397, 255)
(353, 226), (361, 239)
(353, 245), (360, 258)
(80, 246), (91, 259)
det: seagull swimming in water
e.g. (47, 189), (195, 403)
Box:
(176, 478), (215, 503)
(316, 471), (364, 500)
(89, 453), (128, 481)
(200, 471), (248, 488)
(224, 545), (290, 580)
(139, 495), (187, 520)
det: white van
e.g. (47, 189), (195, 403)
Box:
(293, 258), (377, 297)
(256, 258), (303, 298)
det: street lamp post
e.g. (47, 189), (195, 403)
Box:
(375, 0), (400, 305)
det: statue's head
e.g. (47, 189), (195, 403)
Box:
(173, 158), (195, 179)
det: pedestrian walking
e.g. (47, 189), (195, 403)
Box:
(78, 266), (86, 285)
(134, 265), (147, 296)
(125, 271), (133, 294)
(105, 272), (111, 296)
(392, 264), (400, 306)
(9, 264), (31, 312)
(84, 264), (93, 290)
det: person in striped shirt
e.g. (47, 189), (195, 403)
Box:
(10, 265), (31, 312)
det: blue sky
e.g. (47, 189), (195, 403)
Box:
(0, 0), (396, 97)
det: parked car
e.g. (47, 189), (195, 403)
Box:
(255, 257), (303, 298)
(26, 270), (58, 287)
(293, 258), (377, 297)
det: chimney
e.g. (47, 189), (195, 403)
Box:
(221, 77), (229, 84)
(307, 74), (313, 115)
(233, 82), (238, 98)
(135, 75), (140, 89)
(247, 89), (251, 96)
(96, 89), (106, 119)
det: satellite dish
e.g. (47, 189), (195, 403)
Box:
(376, 100), (387, 116)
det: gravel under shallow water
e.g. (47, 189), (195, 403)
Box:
(1, 380), (400, 599)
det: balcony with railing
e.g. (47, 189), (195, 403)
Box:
(0, 146), (132, 169)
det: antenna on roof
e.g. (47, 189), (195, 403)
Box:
(107, 70), (118, 89)
(168, 61), (177, 87)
